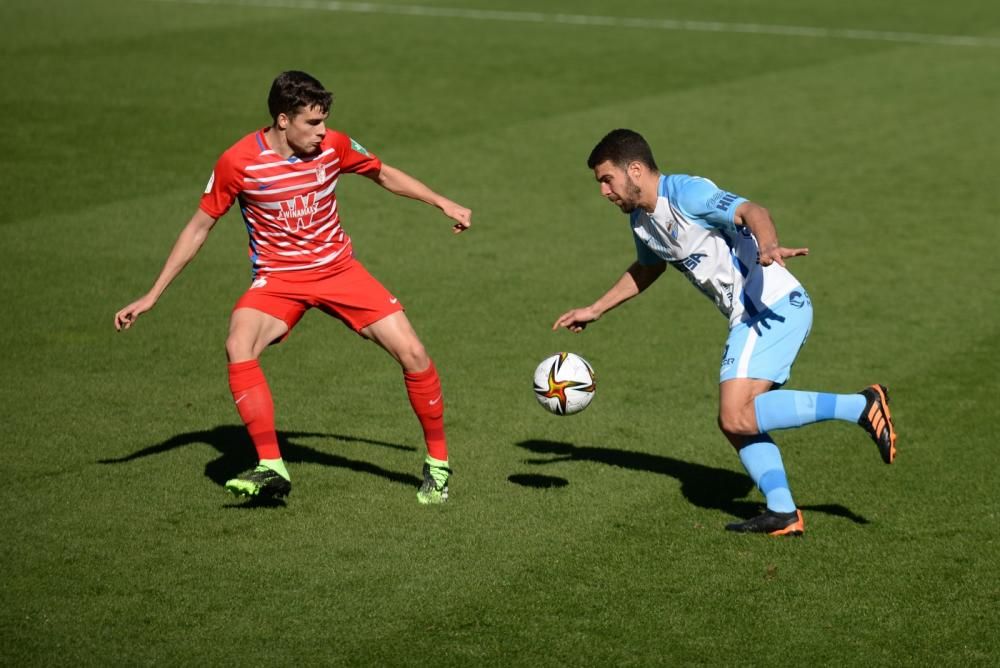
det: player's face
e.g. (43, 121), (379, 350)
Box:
(593, 160), (641, 213)
(282, 105), (328, 156)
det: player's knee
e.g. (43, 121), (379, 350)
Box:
(398, 342), (429, 372)
(718, 409), (757, 437)
(225, 333), (254, 363)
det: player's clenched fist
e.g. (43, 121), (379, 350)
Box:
(114, 295), (155, 331)
(441, 200), (472, 234)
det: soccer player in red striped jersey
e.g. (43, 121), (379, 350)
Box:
(114, 71), (470, 504)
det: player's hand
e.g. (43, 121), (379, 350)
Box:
(115, 295), (156, 331)
(440, 200), (472, 234)
(552, 307), (600, 333)
(759, 244), (809, 267)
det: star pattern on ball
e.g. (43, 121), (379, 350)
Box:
(544, 353), (595, 414)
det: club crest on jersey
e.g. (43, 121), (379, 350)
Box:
(277, 192), (319, 232)
(316, 162), (327, 185)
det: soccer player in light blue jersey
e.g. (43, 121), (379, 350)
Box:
(553, 129), (897, 536)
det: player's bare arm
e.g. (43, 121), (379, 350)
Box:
(553, 261), (666, 332)
(114, 209), (218, 331)
(734, 201), (808, 267)
(372, 163), (472, 234)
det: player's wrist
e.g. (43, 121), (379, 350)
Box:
(437, 198), (459, 216)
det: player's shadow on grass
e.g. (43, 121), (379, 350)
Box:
(99, 425), (421, 493)
(512, 439), (868, 524)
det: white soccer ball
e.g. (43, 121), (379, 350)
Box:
(533, 352), (596, 416)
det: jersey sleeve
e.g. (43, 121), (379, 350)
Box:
(199, 151), (242, 219)
(336, 133), (382, 176)
(673, 176), (747, 230)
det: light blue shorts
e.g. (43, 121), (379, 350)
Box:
(719, 288), (813, 385)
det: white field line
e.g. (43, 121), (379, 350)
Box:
(150, 0), (1000, 49)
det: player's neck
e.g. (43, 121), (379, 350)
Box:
(638, 171), (662, 213)
(263, 126), (296, 160)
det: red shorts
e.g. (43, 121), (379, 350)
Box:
(233, 259), (404, 338)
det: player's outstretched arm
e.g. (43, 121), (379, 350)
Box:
(114, 209), (218, 331)
(553, 261), (666, 332)
(734, 201), (808, 267)
(373, 163), (472, 234)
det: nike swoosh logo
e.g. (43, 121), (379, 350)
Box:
(389, 297), (398, 304)
(428, 396), (442, 406)
(258, 183), (272, 190)
(234, 393), (249, 405)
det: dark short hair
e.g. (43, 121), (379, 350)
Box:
(587, 129), (658, 171)
(267, 71), (333, 121)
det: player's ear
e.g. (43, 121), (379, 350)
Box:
(627, 160), (644, 180)
(276, 112), (290, 130)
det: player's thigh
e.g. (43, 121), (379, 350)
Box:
(227, 308), (292, 361)
(229, 278), (310, 356)
(360, 311), (429, 371)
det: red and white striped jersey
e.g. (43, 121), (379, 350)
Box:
(200, 128), (382, 278)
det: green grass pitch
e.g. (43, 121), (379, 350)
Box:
(3, 0), (999, 664)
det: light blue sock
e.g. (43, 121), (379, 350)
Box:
(754, 390), (867, 433)
(738, 436), (796, 513)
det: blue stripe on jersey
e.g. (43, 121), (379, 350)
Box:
(742, 293), (761, 319)
(733, 255), (750, 278)
(733, 255), (761, 317)
(732, 255), (768, 319)
(241, 207), (259, 277)
(255, 132), (266, 151)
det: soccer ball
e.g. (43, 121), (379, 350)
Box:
(533, 352), (596, 416)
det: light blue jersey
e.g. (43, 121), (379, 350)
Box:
(631, 174), (801, 327)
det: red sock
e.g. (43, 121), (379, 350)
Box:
(404, 361), (448, 461)
(228, 360), (281, 461)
